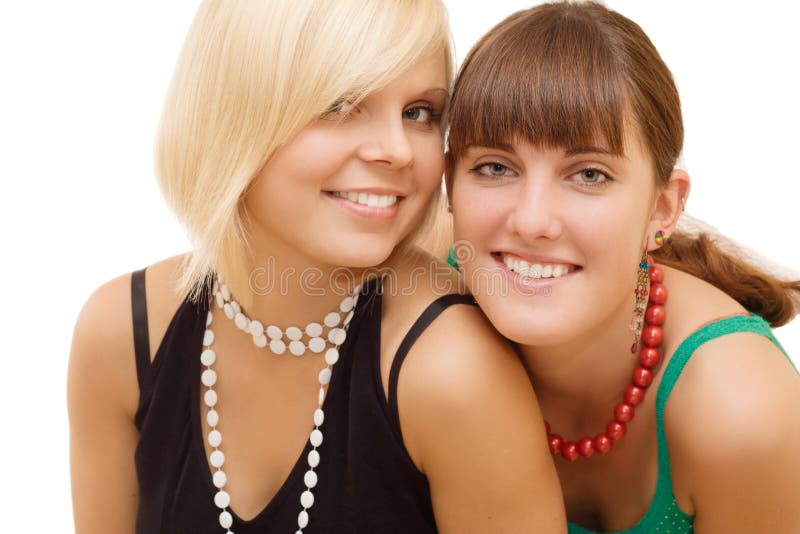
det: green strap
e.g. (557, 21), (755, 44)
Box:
(446, 244), (460, 271)
(568, 313), (792, 534)
(653, 313), (793, 500)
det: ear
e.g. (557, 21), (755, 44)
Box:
(644, 169), (691, 251)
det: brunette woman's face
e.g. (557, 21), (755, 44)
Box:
(450, 130), (664, 346)
(244, 51), (448, 268)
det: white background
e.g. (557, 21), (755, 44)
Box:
(1, 1), (797, 529)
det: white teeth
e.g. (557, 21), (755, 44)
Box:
(332, 191), (398, 207)
(502, 254), (573, 279)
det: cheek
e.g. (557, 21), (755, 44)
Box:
(451, 179), (508, 242)
(411, 136), (445, 190)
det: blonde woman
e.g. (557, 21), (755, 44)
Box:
(67, 1), (565, 533)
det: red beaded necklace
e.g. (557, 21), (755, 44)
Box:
(545, 261), (667, 461)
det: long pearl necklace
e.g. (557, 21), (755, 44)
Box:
(201, 275), (362, 532)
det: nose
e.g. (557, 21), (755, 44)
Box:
(356, 115), (414, 169)
(507, 178), (563, 242)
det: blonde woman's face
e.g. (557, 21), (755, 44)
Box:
(244, 51), (448, 269)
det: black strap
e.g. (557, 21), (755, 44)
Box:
(387, 293), (477, 434)
(131, 268), (152, 392)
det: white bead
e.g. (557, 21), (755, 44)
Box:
(201, 369), (217, 387)
(208, 429), (222, 448)
(213, 469), (227, 488)
(223, 303), (234, 319)
(310, 429), (323, 447)
(313, 408), (324, 427)
(266, 325), (282, 339)
(210, 450), (225, 468)
(214, 489), (230, 509)
(318, 387), (325, 405)
(203, 329), (215, 346)
(289, 340), (306, 356)
(234, 312), (248, 330)
(324, 312), (340, 327)
(304, 469), (318, 488)
(206, 312), (213, 326)
(201, 349), (216, 366)
(206, 409), (219, 427)
(306, 322), (323, 338)
(249, 320), (264, 337)
(270, 339), (286, 355)
(221, 284), (231, 301)
(231, 301), (241, 315)
(286, 326), (303, 340)
(318, 368), (332, 386)
(301, 490), (315, 509)
(340, 296), (355, 313)
(214, 490), (231, 508)
(219, 510), (233, 528)
(344, 310), (354, 326)
(215, 292), (224, 309)
(307, 449), (320, 468)
(324, 348), (339, 366)
(204, 390), (218, 407)
(298, 510), (309, 528)
(253, 334), (268, 348)
(308, 337), (325, 353)
(328, 328), (346, 345)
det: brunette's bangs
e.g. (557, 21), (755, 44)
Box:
(449, 8), (628, 158)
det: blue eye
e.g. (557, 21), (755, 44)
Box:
(572, 168), (613, 189)
(403, 105), (438, 125)
(471, 162), (512, 178)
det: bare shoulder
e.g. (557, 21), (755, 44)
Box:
(662, 266), (800, 525)
(68, 252), (190, 417)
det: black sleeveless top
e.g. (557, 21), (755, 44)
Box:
(131, 269), (475, 533)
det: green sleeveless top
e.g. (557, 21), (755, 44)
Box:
(567, 313), (795, 534)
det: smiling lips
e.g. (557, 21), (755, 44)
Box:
(498, 252), (578, 279)
(330, 191), (399, 208)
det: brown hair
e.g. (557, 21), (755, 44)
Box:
(447, 1), (799, 326)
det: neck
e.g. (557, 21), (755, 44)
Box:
(518, 292), (640, 435)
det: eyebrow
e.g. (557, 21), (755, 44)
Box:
(463, 142), (516, 153)
(422, 87), (449, 99)
(565, 145), (613, 155)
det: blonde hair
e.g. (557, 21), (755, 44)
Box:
(156, 0), (454, 307)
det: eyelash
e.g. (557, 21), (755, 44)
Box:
(570, 168), (614, 189)
(469, 162), (615, 189)
(323, 101), (441, 126)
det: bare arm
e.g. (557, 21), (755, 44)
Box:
(669, 333), (800, 533)
(399, 304), (566, 533)
(67, 275), (140, 533)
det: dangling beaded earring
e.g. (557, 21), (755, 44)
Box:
(629, 250), (651, 353)
(654, 229), (667, 246)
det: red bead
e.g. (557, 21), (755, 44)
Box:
(548, 433), (563, 455)
(645, 304), (666, 326)
(649, 283), (668, 304)
(578, 437), (595, 457)
(606, 421), (627, 440)
(632, 366), (653, 387)
(593, 433), (613, 454)
(624, 385), (645, 405)
(649, 265), (664, 284)
(630, 342), (638, 354)
(560, 441), (580, 461)
(614, 402), (635, 422)
(638, 347), (661, 368)
(641, 325), (663, 347)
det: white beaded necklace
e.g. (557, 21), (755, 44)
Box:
(201, 275), (362, 533)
